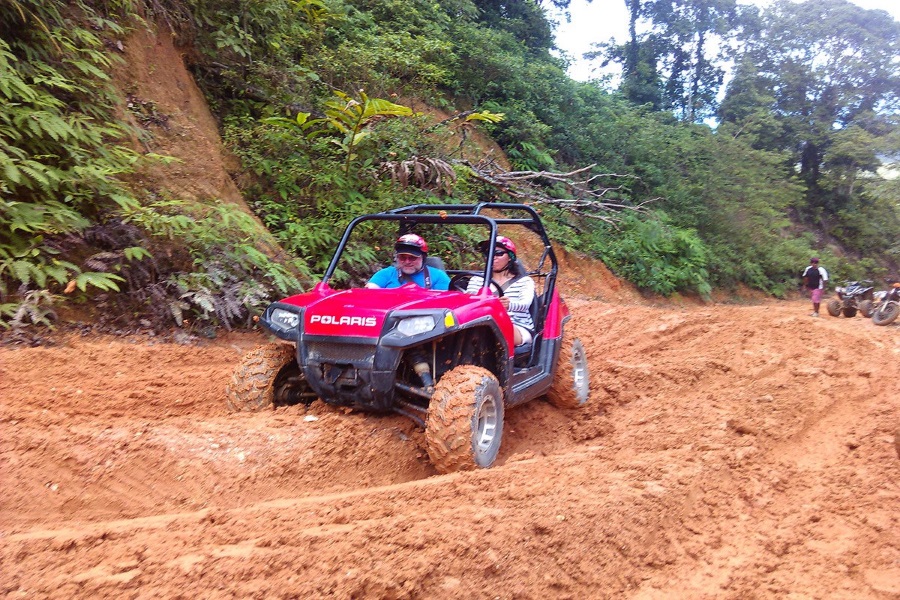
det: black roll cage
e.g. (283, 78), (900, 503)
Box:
(322, 203), (559, 306)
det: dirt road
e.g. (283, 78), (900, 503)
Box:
(2, 300), (898, 599)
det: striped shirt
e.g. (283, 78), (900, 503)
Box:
(466, 274), (535, 332)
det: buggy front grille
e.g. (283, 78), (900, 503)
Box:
(306, 342), (376, 364)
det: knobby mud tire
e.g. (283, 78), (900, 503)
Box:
(225, 343), (295, 412)
(546, 336), (590, 409)
(425, 365), (504, 474)
(859, 300), (874, 318)
(842, 306), (858, 318)
(826, 299), (842, 317)
(872, 302), (900, 326)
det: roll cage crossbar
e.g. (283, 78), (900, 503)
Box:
(322, 203), (559, 296)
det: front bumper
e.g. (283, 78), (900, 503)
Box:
(299, 337), (401, 411)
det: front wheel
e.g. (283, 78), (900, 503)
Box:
(872, 302), (900, 326)
(826, 299), (842, 317)
(546, 336), (590, 409)
(225, 343), (313, 411)
(425, 365), (504, 474)
(842, 306), (858, 318)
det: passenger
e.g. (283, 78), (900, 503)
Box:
(466, 236), (534, 346)
(366, 234), (450, 290)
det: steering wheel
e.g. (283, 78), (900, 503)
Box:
(449, 272), (474, 293)
(448, 273), (505, 297)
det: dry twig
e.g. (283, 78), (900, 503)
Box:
(457, 158), (656, 225)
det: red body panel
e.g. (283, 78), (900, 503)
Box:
(542, 291), (569, 339)
(279, 283), (516, 346)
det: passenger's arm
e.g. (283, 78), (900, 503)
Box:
(465, 276), (484, 295)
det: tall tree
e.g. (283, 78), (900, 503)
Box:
(472, 0), (560, 50)
(592, 0), (742, 121)
(643, 0), (741, 121)
(592, 0), (664, 108)
(722, 0), (900, 211)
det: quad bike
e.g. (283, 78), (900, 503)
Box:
(826, 280), (875, 318)
(871, 278), (900, 326)
(225, 203), (590, 474)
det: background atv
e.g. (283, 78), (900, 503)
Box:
(826, 280), (875, 318)
(871, 278), (900, 326)
(225, 203), (590, 473)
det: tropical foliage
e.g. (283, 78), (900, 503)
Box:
(2, 0), (898, 330)
(0, 0), (306, 330)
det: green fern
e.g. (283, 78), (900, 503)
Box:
(122, 196), (310, 328)
(2, 289), (57, 330)
(0, 0), (148, 327)
(265, 90), (415, 175)
(74, 272), (125, 293)
(123, 246), (152, 261)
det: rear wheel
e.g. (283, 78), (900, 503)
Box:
(826, 299), (842, 317)
(425, 365), (504, 474)
(873, 302), (900, 326)
(547, 336), (590, 409)
(842, 306), (858, 318)
(225, 343), (313, 411)
(859, 300), (875, 318)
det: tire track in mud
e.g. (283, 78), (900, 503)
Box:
(4, 447), (688, 599)
(8, 444), (623, 544)
(590, 305), (900, 598)
(2, 303), (899, 599)
(6, 468), (458, 542)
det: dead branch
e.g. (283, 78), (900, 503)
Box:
(457, 159), (655, 225)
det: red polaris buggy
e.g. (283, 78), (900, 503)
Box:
(225, 203), (589, 473)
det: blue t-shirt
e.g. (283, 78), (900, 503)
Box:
(368, 265), (450, 290)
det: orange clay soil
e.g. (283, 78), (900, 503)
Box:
(2, 299), (899, 599)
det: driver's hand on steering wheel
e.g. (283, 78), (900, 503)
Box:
(498, 296), (510, 309)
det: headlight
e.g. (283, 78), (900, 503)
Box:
(397, 315), (435, 336)
(271, 307), (300, 329)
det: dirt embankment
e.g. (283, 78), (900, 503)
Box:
(2, 301), (898, 599)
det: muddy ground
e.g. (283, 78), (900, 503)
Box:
(2, 300), (899, 599)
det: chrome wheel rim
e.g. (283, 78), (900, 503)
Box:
(572, 342), (589, 404)
(474, 392), (500, 456)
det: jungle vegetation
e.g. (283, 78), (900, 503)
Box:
(1, 0), (898, 330)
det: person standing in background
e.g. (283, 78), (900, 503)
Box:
(802, 257), (829, 317)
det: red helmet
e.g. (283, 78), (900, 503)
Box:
(478, 236), (516, 258)
(395, 233), (428, 256)
(496, 236), (516, 256)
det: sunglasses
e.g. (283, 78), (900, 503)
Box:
(483, 250), (508, 257)
(396, 253), (420, 262)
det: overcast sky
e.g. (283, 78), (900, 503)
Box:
(552, 0), (900, 82)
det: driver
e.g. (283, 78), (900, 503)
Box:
(366, 234), (450, 290)
(466, 236), (535, 346)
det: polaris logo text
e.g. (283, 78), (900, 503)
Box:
(309, 315), (377, 327)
